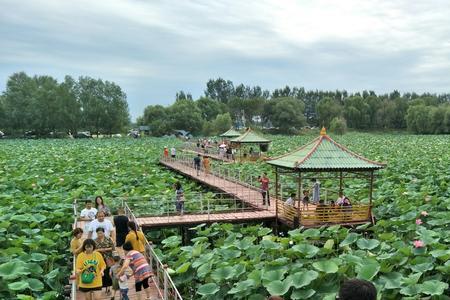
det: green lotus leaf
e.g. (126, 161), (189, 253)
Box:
(380, 272), (403, 289)
(288, 270), (319, 288)
(265, 278), (292, 296)
(8, 280), (29, 291)
(0, 260), (30, 279)
(175, 262), (190, 274)
(356, 263), (380, 281)
(211, 266), (235, 281)
(339, 233), (359, 247)
(262, 269), (287, 282)
(228, 279), (255, 294)
(197, 263), (212, 278)
(291, 288), (316, 299)
(291, 243), (319, 258)
(197, 283), (220, 296)
(27, 278), (44, 291)
(312, 260), (339, 274)
(410, 262), (434, 273)
(261, 239), (281, 250)
(419, 280), (448, 295)
(356, 238), (380, 250)
(31, 252), (48, 262)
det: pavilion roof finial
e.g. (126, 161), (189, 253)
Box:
(320, 127), (327, 136)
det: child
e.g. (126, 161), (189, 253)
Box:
(118, 259), (132, 300)
(109, 254), (121, 300)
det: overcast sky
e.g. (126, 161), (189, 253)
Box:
(1, 0), (450, 120)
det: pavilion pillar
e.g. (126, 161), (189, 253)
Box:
(275, 167), (279, 219)
(296, 172), (302, 227)
(339, 171), (343, 195)
(369, 171), (374, 205)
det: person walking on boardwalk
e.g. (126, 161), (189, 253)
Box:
(311, 178), (320, 204)
(113, 207), (129, 247)
(163, 146), (168, 158)
(202, 155), (210, 176)
(76, 239), (106, 300)
(170, 147), (176, 158)
(193, 154), (201, 176)
(174, 182), (185, 215)
(125, 221), (146, 254)
(118, 241), (153, 300)
(259, 173), (270, 206)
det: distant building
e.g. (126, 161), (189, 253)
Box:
(173, 130), (192, 139)
(139, 126), (151, 135)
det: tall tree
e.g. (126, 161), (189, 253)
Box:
(2, 72), (36, 133)
(204, 78), (235, 103)
(316, 97), (343, 128)
(269, 97), (306, 133)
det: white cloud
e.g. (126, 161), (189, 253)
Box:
(1, 0), (450, 120)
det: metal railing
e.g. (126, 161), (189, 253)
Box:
(124, 202), (183, 300)
(182, 142), (234, 162)
(161, 154), (272, 210)
(71, 200), (78, 300)
(124, 192), (262, 220)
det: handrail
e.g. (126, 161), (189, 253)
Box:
(71, 200), (78, 300)
(161, 154), (272, 210)
(124, 202), (183, 300)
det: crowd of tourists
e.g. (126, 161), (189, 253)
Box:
(71, 197), (154, 300)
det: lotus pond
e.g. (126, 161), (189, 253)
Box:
(0, 133), (449, 299)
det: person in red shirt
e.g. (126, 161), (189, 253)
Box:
(258, 172), (270, 206)
(163, 147), (169, 158)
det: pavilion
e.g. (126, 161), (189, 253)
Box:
(230, 128), (271, 161)
(219, 128), (241, 139)
(267, 128), (386, 227)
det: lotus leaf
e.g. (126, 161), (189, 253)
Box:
(0, 260), (30, 279)
(288, 270), (319, 288)
(356, 238), (380, 250)
(265, 278), (292, 296)
(291, 288), (315, 299)
(312, 260), (339, 274)
(197, 283), (219, 296)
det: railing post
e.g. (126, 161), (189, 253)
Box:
(200, 193), (203, 213)
(163, 264), (168, 300)
(207, 196), (210, 221)
(148, 241), (154, 273)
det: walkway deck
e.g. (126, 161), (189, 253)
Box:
(73, 220), (161, 300)
(136, 210), (275, 228)
(160, 158), (275, 212)
(181, 148), (234, 163)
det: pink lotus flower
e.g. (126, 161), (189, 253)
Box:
(416, 219), (423, 225)
(413, 240), (425, 248)
(421, 211), (428, 217)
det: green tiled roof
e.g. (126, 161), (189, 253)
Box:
(230, 128), (271, 144)
(220, 128), (241, 138)
(267, 135), (385, 170)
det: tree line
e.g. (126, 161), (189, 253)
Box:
(0, 72), (130, 136)
(138, 78), (450, 135)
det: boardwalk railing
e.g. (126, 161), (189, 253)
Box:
(124, 192), (262, 218)
(276, 198), (371, 227)
(124, 202), (183, 300)
(161, 154), (273, 205)
(71, 201), (78, 300)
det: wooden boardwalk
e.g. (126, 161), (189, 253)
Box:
(73, 220), (161, 300)
(160, 158), (275, 212)
(136, 210), (276, 228)
(181, 148), (234, 163)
